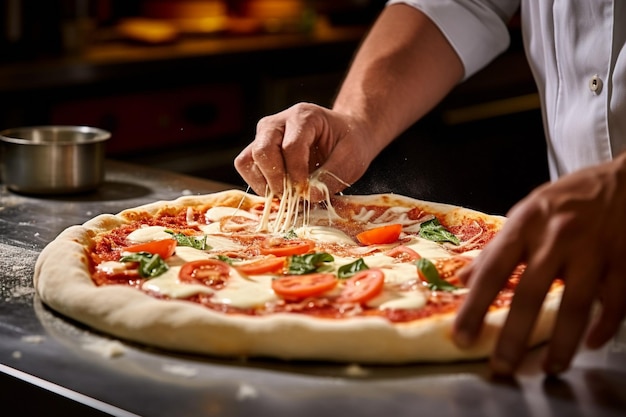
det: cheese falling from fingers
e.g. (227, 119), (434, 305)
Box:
(256, 170), (344, 234)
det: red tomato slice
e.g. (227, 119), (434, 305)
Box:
(385, 245), (421, 261)
(93, 269), (140, 287)
(432, 255), (473, 283)
(236, 256), (286, 275)
(271, 273), (338, 299)
(123, 239), (177, 259)
(338, 269), (385, 304)
(356, 224), (402, 245)
(179, 259), (231, 287)
(260, 237), (315, 256)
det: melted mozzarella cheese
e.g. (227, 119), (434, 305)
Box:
(377, 291), (427, 310)
(205, 206), (259, 223)
(370, 207), (416, 226)
(308, 171), (343, 221)
(174, 246), (212, 262)
(295, 225), (356, 246)
(211, 272), (278, 308)
(141, 255), (279, 308)
(195, 226), (246, 251)
(96, 261), (128, 273)
(367, 286), (426, 310)
(369, 258), (419, 285)
(199, 222), (221, 234)
(404, 237), (453, 259)
(141, 267), (214, 298)
(205, 235), (245, 252)
(257, 170), (344, 234)
(461, 249), (482, 258)
(352, 207), (377, 223)
(126, 225), (172, 243)
(185, 207), (199, 226)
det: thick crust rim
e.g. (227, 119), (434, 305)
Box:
(34, 190), (558, 363)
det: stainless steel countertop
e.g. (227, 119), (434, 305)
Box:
(1, 160), (626, 417)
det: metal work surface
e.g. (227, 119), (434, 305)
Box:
(1, 161), (626, 417)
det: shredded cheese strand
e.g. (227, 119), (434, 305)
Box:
(252, 169), (348, 235)
(257, 184), (274, 232)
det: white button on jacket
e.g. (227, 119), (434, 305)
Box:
(589, 75), (603, 95)
(387, 0), (626, 180)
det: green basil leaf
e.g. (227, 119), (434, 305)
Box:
(165, 230), (210, 250)
(120, 251), (169, 278)
(415, 258), (457, 291)
(338, 258), (369, 279)
(283, 230), (298, 240)
(418, 218), (460, 245)
(217, 255), (235, 265)
(288, 252), (334, 275)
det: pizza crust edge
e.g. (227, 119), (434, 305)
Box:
(33, 189), (562, 364)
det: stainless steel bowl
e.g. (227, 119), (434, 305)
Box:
(0, 125), (110, 194)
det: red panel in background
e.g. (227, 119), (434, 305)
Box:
(50, 83), (244, 155)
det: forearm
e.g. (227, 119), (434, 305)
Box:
(332, 4), (464, 154)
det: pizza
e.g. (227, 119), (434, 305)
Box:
(33, 188), (563, 364)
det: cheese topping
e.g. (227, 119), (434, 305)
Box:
(132, 209), (464, 311)
(211, 272), (279, 308)
(174, 246), (212, 262)
(257, 170), (343, 234)
(404, 237), (454, 259)
(97, 261), (128, 274)
(126, 225), (172, 243)
(364, 256), (419, 284)
(376, 291), (428, 310)
(295, 225), (356, 246)
(205, 206), (259, 223)
(195, 226), (246, 251)
(142, 267), (214, 298)
(109, 178), (478, 313)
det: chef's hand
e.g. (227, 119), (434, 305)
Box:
(234, 103), (376, 201)
(453, 152), (626, 375)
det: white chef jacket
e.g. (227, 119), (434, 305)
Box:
(387, 0), (626, 180)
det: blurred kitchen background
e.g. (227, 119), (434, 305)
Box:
(0, 0), (549, 214)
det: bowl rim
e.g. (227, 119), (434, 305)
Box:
(0, 125), (111, 145)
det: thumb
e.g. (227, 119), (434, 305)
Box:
(308, 146), (371, 202)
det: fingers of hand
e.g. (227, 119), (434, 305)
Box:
(282, 120), (315, 186)
(453, 228), (526, 348)
(243, 103), (336, 196)
(249, 127), (290, 196)
(308, 133), (371, 200)
(234, 146), (267, 196)
(489, 249), (560, 375)
(585, 266), (626, 349)
(456, 261), (475, 285)
(539, 255), (603, 375)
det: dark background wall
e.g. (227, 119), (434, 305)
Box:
(0, 1), (548, 215)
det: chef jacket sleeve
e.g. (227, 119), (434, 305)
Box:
(386, 0), (520, 80)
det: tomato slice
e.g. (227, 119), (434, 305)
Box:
(179, 259), (231, 287)
(432, 255), (473, 284)
(123, 239), (177, 259)
(338, 269), (385, 304)
(356, 224), (403, 245)
(260, 237), (315, 256)
(271, 273), (338, 299)
(236, 256), (287, 275)
(385, 245), (421, 261)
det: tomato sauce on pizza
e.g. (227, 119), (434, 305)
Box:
(86, 192), (520, 324)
